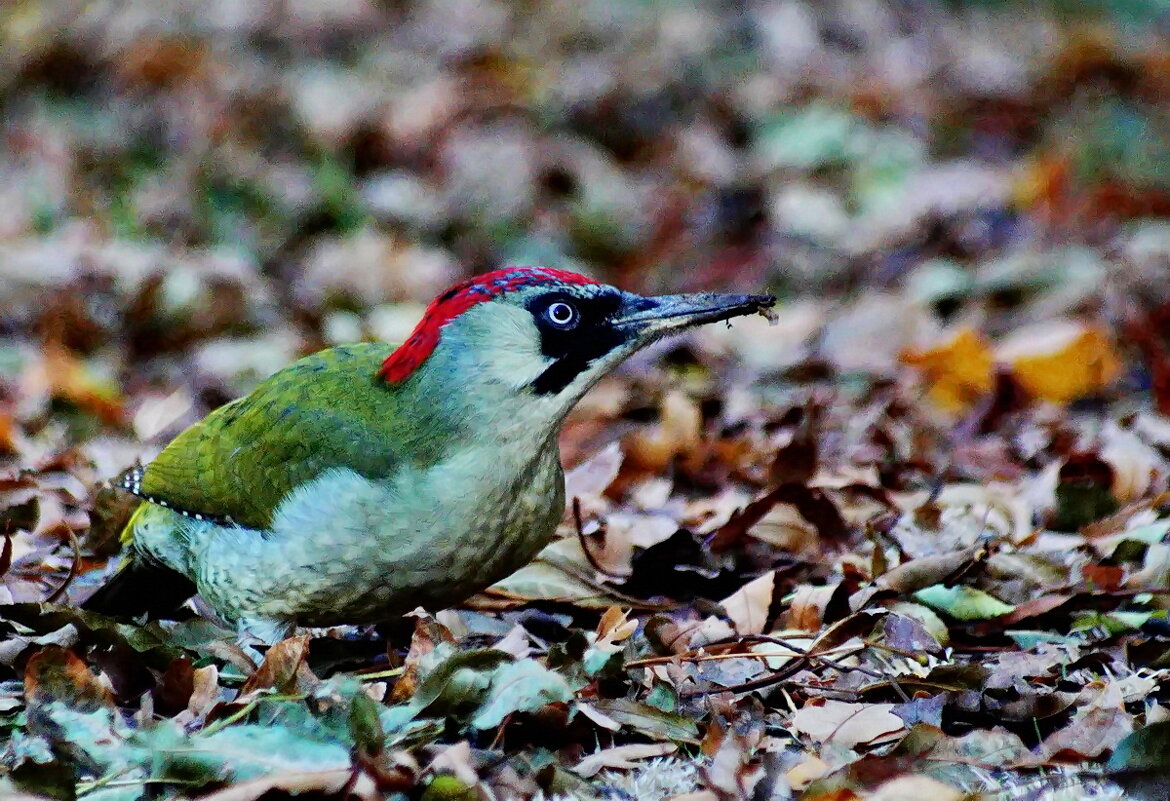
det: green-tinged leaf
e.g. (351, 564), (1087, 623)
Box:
(255, 692), (349, 744)
(1114, 611), (1154, 631)
(906, 259), (975, 306)
(582, 647), (623, 679)
(1107, 721), (1170, 800)
(1005, 630), (1081, 649)
(589, 699), (700, 743)
(349, 690), (385, 755)
(913, 585), (1015, 620)
(1073, 610), (1154, 634)
(377, 705), (446, 746)
(1117, 519), (1170, 544)
(26, 702), (147, 778)
(755, 104), (862, 170)
(4, 729), (55, 766)
(4, 730), (74, 800)
(0, 604), (180, 661)
(1109, 721), (1170, 772)
(409, 648), (513, 716)
(160, 617), (246, 652)
(158, 724), (350, 783)
(906, 665), (989, 693)
(645, 683), (678, 713)
(470, 659), (574, 730)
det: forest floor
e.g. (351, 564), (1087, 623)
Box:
(4, 1), (1170, 799)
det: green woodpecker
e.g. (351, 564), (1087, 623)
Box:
(84, 267), (774, 641)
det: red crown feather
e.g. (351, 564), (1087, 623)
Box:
(380, 267), (599, 383)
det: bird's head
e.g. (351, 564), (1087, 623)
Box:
(381, 267), (774, 425)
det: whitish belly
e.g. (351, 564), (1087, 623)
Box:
(181, 447), (564, 625)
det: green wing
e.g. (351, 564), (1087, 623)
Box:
(120, 343), (405, 530)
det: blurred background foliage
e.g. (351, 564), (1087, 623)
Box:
(1, 0), (1169, 422)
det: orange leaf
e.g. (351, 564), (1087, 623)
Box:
(238, 635), (312, 699)
(902, 327), (995, 412)
(40, 343), (125, 425)
(999, 322), (1121, 403)
(24, 646), (113, 712)
(0, 410), (17, 455)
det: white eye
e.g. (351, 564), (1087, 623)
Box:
(545, 300), (579, 328)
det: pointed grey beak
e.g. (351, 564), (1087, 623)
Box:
(614, 291), (776, 338)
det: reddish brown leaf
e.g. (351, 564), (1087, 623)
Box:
(24, 646), (113, 712)
(238, 635), (312, 699)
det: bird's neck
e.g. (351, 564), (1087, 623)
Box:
(392, 344), (573, 468)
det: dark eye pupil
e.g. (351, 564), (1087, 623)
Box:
(548, 302), (575, 325)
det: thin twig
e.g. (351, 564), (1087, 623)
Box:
(572, 496), (626, 579)
(539, 553), (678, 611)
(776, 682), (862, 699)
(680, 661), (808, 696)
(625, 644), (856, 670)
(355, 666), (405, 681)
(198, 693), (306, 737)
(44, 527), (81, 604)
(863, 638), (932, 663)
(641, 631), (910, 701)
(748, 633), (911, 702)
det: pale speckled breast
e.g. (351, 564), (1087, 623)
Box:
(150, 438), (566, 627)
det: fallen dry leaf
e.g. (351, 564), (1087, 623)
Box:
(870, 775), (964, 801)
(238, 635), (312, 699)
(196, 769), (380, 801)
(625, 390), (703, 471)
(998, 321), (1122, 403)
(902, 327), (995, 413)
(573, 742), (678, 777)
(791, 700), (906, 749)
(720, 571), (779, 635)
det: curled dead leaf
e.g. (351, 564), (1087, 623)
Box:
(31, 342), (125, 425)
(1099, 423), (1164, 504)
(573, 742), (678, 778)
(720, 571), (780, 636)
(238, 635), (313, 700)
(595, 606), (638, 651)
(391, 613), (458, 703)
(879, 547), (981, 594)
(783, 582), (844, 632)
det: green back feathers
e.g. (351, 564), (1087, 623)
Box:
(127, 343), (423, 530)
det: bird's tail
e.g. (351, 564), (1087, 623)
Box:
(82, 505), (197, 619)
